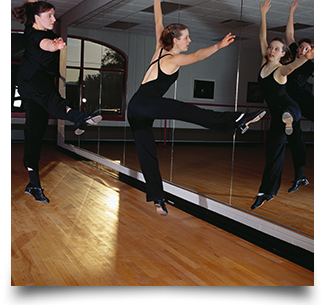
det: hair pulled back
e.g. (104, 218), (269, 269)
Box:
(268, 37), (292, 64)
(160, 23), (188, 51)
(298, 38), (314, 49)
(12, 1), (55, 25)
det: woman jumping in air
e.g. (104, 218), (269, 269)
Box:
(12, 0), (102, 203)
(251, 0), (314, 210)
(127, 0), (266, 216)
(285, 0), (314, 122)
(284, 0), (314, 194)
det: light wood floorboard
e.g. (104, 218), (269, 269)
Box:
(11, 143), (313, 286)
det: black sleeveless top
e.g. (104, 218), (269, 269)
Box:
(139, 48), (179, 97)
(258, 63), (296, 118)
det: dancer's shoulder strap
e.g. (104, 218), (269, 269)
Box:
(147, 48), (173, 70)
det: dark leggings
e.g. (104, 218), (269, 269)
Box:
(259, 117), (306, 195)
(127, 88), (241, 202)
(289, 90), (314, 122)
(18, 71), (75, 172)
(18, 71), (72, 121)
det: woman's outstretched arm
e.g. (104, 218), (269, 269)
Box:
(278, 47), (314, 77)
(170, 32), (235, 68)
(40, 37), (66, 52)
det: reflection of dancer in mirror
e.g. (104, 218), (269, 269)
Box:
(286, 0), (316, 123)
(12, 0), (102, 204)
(285, 0), (314, 195)
(128, 0), (266, 215)
(286, 0), (314, 122)
(251, 0), (314, 210)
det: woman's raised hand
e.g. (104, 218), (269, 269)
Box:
(289, 0), (299, 14)
(260, 0), (271, 14)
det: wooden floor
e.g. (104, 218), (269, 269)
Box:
(75, 141), (314, 237)
(11, 142), (313, 286)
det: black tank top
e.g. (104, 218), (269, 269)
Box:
(258, 63), (295, 118)
(140, 48), (179, 97)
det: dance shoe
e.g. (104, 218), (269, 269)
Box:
(288, 177), (309, 193)
(236, 110), (266, 134)
(282, 112), (293, 135)
(74, 113), (103, 135)
(251, 194), (273, 210)
(25, 183), (50, 204)
(154, 200), (168, 216)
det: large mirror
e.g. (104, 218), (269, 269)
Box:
(60, 0), (313, 237)
(230, 0), (314, 238)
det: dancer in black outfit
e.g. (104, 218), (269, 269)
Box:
(128, 0), (266, 216)
(12, 0), (102, 203)
(251, 0), (314, 210)
(285, 1), (314, 193)
(286, 0), (314, 122)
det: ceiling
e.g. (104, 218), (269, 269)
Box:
(11, 0), (314, 50)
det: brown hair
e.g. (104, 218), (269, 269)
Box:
(160, 23), (188, 51)
(298, 38), (314, 49)
(12, 1), (55, 25)
(268, 37), (293, 64)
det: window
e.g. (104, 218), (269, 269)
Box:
(66, 37), (127, 120)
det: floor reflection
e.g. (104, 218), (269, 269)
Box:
(85, 141), (314, 237)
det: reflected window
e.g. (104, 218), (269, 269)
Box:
(66, 36), (127, 120)
(66, 37), (81, 67)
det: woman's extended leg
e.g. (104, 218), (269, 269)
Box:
(18, 71), (102, 135)
(129, 94), (264, 134)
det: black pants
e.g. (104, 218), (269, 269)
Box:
(127, 88), (241, 202)
(18, 71), (73, 121)
(18, 71), (75, 172)
(23, 99), (49, 172)
(289, 89), (314, 122)
(259, 120), (306, 195)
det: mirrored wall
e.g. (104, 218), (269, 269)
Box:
(60, 0), (314, 238)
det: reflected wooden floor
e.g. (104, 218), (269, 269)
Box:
(77, 141), (314, 237)
(11, 143), (313, 286)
